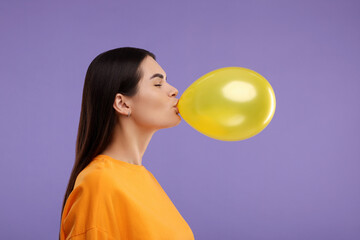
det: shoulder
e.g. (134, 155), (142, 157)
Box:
(75, 160), (117, 193)
(63, 161), (118, 217)
(62, 163), (119, 239)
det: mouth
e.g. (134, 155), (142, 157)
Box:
(173, 99), (179, 114)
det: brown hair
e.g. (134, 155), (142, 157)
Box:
(59, 47), (156, 238)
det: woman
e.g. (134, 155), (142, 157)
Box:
(59, 47), (195, 239)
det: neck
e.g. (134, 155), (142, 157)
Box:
(100, 117), (156, 166)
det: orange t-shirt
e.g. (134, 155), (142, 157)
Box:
(60, 154), (195, 240)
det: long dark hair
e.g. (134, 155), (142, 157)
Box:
(59, 47), (156, 237)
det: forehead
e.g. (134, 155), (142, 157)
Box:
(140, 56), (165, 76)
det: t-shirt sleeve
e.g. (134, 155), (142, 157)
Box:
(66, 227), (115, 240)
(61, 169), (119, 240)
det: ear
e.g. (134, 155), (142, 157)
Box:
(113, 93), (131, 116)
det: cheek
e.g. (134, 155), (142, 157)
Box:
(136, 92), (168, 117)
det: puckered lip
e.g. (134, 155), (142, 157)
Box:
(173, 99), (179, 113)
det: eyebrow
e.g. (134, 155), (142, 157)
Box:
(150, 73), (167, 81)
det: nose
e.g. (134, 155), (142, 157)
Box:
(170, 86), (178, 97)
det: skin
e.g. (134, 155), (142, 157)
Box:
(99, 55), (180, 166)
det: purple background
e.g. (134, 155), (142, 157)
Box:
(1, 0), (359, 239)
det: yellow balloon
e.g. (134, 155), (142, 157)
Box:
(178, 67), (276, 141)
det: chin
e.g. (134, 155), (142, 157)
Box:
(161, 117), (181, 129)
(174, 117), (181, 126)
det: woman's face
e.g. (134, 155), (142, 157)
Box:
(129, 55), (181, 130)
